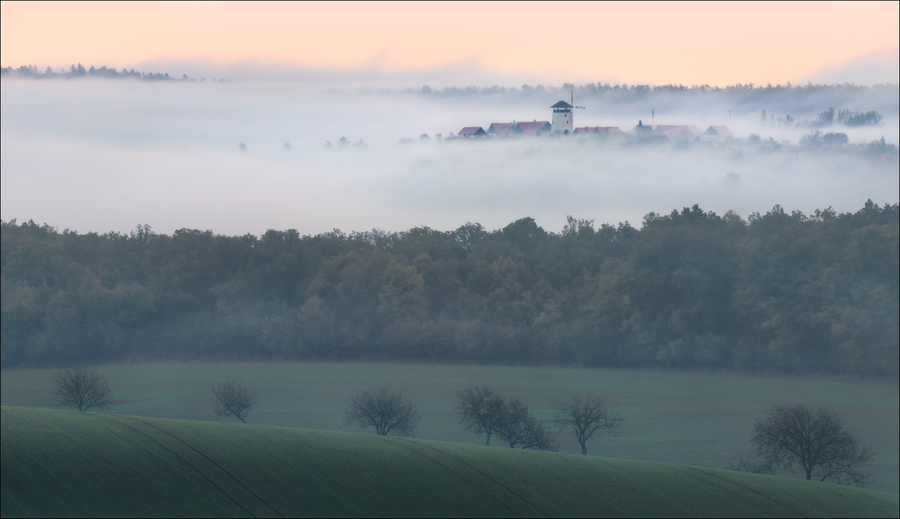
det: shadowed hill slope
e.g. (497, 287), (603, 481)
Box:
(2, 406), (897, 518)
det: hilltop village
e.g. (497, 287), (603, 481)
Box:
(450, 99), (732, 141)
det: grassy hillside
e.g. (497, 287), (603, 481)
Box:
(2, 407), (897, 518)
(3, 362), (897, 493)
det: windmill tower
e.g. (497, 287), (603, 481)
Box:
(551, 86), (586, 135)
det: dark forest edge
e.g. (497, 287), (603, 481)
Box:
(2, 201), (898, 376)
(1, 64), (216, 82)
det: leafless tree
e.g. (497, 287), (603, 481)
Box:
(494, 398), (557, 451)
(495, 398), (529, 448)
(53, 367), (113, 412)
(752, 404), (873, 485)
(456, 384), (504, 445)
(345, 387), (420, 436)
(518, 416), (557, 451)
(212, 379), (256, 423)
(555, 393), (623, 455)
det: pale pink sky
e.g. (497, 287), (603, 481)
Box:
(1, 1), (897, 85)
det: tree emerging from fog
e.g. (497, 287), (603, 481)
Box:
(53, 367), (113, 412)
(345, 387), (420, 436)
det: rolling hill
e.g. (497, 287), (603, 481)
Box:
(2, 406), (897, 518)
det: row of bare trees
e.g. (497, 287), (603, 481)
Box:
(51, 368), (257, 421)
(52, 368), (873, 485)
(205, 380), (612, 453)
(456, 385), (622, 454)
(336, 384), (620, 454)
(50, 370), (612, 453)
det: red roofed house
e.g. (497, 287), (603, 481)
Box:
(487, 123), (515, 136)
(458, 127), (487, 138)
(572, 126), (624, 136)
(515, 120), (552, 136)
(653, 125), (696, 137)
(704, 126), (733, 137)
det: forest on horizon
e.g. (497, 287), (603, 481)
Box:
(4, 63), (897, 104)
(2, 201), (897, 377)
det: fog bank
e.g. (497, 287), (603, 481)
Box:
(2, 79), (897, 236)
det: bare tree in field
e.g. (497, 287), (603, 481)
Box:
(555, 393), (623, 455)
(752, 404), (873, 485)
(494, 398), (557, 451)
(456, 384), (504, 445)
(53, 367), (113, 412)
(345, 387), (420, 436)
(212, 379), (256, 423)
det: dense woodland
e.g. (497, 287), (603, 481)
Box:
(2, 201), (897, 376)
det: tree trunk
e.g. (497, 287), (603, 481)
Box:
(485, 433), (491, 446)
(581, 442), (587, 455)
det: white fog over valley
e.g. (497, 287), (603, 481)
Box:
(2, 77), (898, 236)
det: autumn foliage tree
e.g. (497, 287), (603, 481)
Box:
(3, 201), (897, 377)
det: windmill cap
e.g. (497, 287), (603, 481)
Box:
(551, 100), (573, 108)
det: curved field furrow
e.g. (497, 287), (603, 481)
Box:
(381, 437), (543, 517)
(115, 418), (261, 517)
(2, 406), (897, 518)
(121, 417), (286, 517)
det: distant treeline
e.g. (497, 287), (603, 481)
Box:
(414, 82), (898, 112)
(4, 64), (895, 110)
(413, 81), (896, 98)
(0, 64), (226, 82)
(2, 201), (898, 376)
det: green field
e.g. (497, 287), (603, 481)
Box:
(3, 406), (897, 518)
(2, 362), (897, 494)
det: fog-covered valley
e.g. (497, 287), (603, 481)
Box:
(2, 79), (897, 236)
